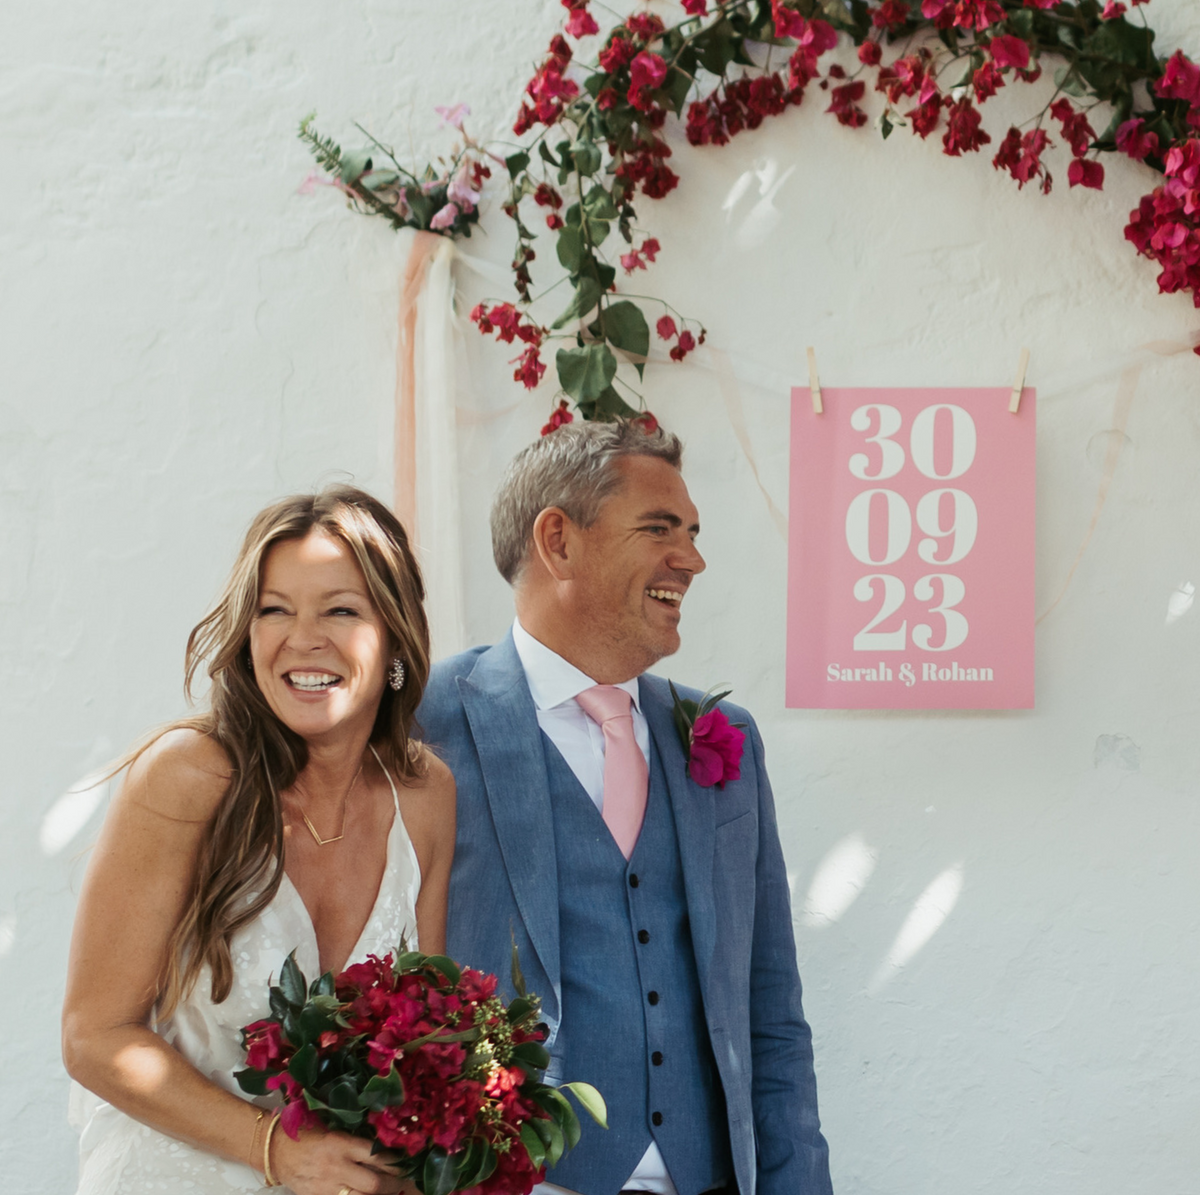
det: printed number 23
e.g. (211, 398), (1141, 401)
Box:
(854, 573), (968, 651)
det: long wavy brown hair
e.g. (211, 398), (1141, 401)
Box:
(154, 486), (429, 1017)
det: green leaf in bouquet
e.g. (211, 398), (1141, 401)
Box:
(506, 995), (537, 1025)
(422, 1146), (459, 1195)
(268, 985), (291, 1021)
(560, 1081), (609, 1129)
(282, 1009), (301, 1046)
(530, 1115), (566, 1166)
(457, 1138), (497, 1188)
(511, 935), (528, 998)
(233, 1067), (272, 1096)
(512, 1040), (551, 1076)
(360, 1064), (406, 1111)
(299, 1003), (336, 1043)
(536, 1087), (582, 1150)
(280, 952), (308, 1008)
(421, 955), (462, 986)
(310, 971), (335, 999)
(339, 147), (373, 184)
(393, 949), (426, 975)
(288, 1042), (319, 1088)
(519, 1122), (547, 1170)
(506, 151), (531, 178)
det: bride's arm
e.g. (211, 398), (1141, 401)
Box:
(62, 729), (405, 1195)
(402, 753), (456, 957)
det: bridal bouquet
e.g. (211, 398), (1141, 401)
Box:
(236, 946), (605, 1195)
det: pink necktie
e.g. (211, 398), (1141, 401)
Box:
(576, 685), (649, 859)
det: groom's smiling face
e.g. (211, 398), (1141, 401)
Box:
(571, 455), (705, 678)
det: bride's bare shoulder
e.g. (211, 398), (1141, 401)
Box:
(120, 728), (233, 825)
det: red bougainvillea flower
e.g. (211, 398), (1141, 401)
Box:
(1068, 158), (1105, 189)
(656, 315), (677, 340)
(669, 329), (697, 362)
(561, 0), (599, 38)
(513, 345), (547, 389)
(243, 1019), (288, 1071)
(1101, 0), (1127, 16)
(942, 98), (991, 156)
(988, 34), (1030, 70)
(858, 40), (883, 66)
(1155, 50), (1200, 107)
(828, 80), (868, 128)
(514, 35), (579, 134)
(533, 183), (563, 209)
(625, 12), (665, 42)
(598, 33), (637, 73)
(771, 0), (807, 38)
(973, 60), (1003, 102)
(628, 50), (668, 110)
(922, 0), (1005, 29)
(541, 399), (574, 435)
(1116, 118), (1160, 161)
(872, 0), (910, 29)
(993, 125), (1053, 192)
(682, 0), (708, 12)
(1050, 98), (1096, 158)
(1022, 0), (1062, 7)
(631, 411), (660, 433)
(688, 708), (746, 788)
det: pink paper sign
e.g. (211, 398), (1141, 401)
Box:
(787, 387), (1036, 710)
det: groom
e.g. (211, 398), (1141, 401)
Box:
(418, 421), (832, 1195)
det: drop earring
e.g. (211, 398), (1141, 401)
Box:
(388, 657), (406, 692)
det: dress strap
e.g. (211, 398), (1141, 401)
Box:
(369, 744), (401, 813)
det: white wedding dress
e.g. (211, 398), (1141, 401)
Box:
(70, 752), (421, 1194)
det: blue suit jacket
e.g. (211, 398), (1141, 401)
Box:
(417, 634), (833, 1195)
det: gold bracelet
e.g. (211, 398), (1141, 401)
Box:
(262, 1109), (283, 1188)
(248, 1109), (266, 1170)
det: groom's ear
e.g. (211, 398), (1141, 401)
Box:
(530, 506), (580, 581)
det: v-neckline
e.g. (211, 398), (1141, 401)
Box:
(280, 748), (402, 976)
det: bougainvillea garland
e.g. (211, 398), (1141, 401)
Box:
(303, 0), (1200, 429)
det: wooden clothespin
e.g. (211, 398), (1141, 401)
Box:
(1009, 347), (1030, 413)
(807, 346), (823, 414)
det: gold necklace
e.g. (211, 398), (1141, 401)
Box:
(293, 762), (363, 847)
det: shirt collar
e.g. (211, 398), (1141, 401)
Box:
(511, 618), (641, 713)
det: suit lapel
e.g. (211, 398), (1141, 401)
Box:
(641, 674), (717, 990)
(458, 635), (561, 1003)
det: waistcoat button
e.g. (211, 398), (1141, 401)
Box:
(652, 1111), (664, 1126)
(647, 990), (659, 1004)
(637, 929), (650, 944)
(629, 874), (640, 887)
(652, 1051), (663, 1066)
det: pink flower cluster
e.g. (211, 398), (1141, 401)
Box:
(541, 398), (574, 435)
(688, 708), (746, 788)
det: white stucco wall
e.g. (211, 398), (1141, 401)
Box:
(4, 0), (1200, 1189)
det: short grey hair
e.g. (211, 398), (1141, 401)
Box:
(491, 420), (684, 584)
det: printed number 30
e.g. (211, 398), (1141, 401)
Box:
(853, 574), (968, 652)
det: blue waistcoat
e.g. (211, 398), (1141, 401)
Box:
(542, 733), (733, 1195)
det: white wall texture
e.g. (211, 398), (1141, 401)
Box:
(4, 0), (1200, 1189)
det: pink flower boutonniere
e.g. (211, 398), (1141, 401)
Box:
(669, 681), (747, 789)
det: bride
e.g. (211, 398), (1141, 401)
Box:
(63, 486), (455, 1195)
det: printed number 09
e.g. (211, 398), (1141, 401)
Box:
(846, 488), (977, 566)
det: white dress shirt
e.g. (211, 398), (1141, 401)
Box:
(511, 619), (678, 1195)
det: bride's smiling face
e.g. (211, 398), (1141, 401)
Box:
(249, 529), (390, 745)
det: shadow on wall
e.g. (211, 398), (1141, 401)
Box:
(797, 831), (965, 995)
